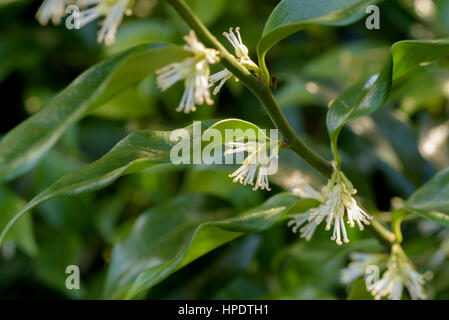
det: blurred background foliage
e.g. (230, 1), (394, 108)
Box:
(0, 0), (449, 299)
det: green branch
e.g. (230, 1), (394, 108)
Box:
(166, 0), (332, 177)
(165, 0), (396, 250)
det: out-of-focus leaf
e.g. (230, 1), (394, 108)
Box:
(214, 275), (266, 299)
(0, 187), (38, 257)
(104, 20), (175, 56)
(326, 39), (449, 162)
(0, 122), (210, 247)
(94, 195), (128, 243)
(275, 76), (319, 107)
(391, 40), (449, 80)
(326, 58), (393, 162)
(186, 0), (226, 26)
(146, 235), (262, 299)
(0, 119), (269, 247)
(371, 108), (435, 187)
(91, 77), (157, 120)
(33, 228), (82, 297)
(347, 278), (374, 300)
(405, 168), (449, 226)
(105, 193), (301, 299)
(392, 68), (449, 116)
(182, 169), (263, 210)
(0, 43), (189, 183)
(258, 0), (380, 80)
(0, 0), (24, 7)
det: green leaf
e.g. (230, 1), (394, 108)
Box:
(326, 39), (449, 164)
(0, 187), (38, 257)
(257, 0), (380, 81)
(104, 193), (304, 299)
(405, 168), (449, 227)
(301, 41), (389, 85)
(0, 119), (269, 247)
(0, 43), (189, 183)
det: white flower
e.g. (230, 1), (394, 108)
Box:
(371, 246), (426, 300)
(78, 0), (133, 45)
(209, 27), (258, 95)
(225, 141), (278, 191)
(156, 31), (219, 113)
(340, 252), (388, 285)
(287, 173), (324, 202)
(223, 27), (249, 59)
(288, 167), (372, 245)
(36, 0), (70, 25)
(287, 212), (320, 241)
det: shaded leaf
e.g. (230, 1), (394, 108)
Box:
(405, 168), (449, 227)
(0, 187), (38, 257)
(0, 119), (269, 246)
(105, 193), (303, 299)
(0, 43), (189, 182)
(258, 0), (380, 80)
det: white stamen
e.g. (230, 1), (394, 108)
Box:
(36, 0), (67, 25)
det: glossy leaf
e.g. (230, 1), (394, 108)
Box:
(257, 0), (379, 80)
(104, 194), (310, 299)
(0, 43), (189, 183)
(326, 40), (449, 163)
(0, 187), (38, 257)
(405, 168), (449, 227)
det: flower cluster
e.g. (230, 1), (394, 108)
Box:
(36, 0), (134, 45)
(288, 165), (373, 245)
(156, 31), (220, 113)
(371, 244), (427, 300)
(209, 27), (259, 95)
(285, 172), (324, 202)
(224, 140), (279, 191)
